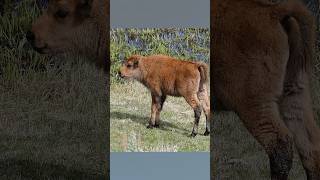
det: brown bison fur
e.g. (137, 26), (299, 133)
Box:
(212, 0), (320, 179)
(27, 0), (109, 72)
(27, 0), (109, 177)
(119, 55), (210, 137)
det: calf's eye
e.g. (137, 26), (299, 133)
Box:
(55, 10), (69, 18)
(127, 64), (132, 68)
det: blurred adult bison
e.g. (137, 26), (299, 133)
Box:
(26, 0), (109, 177)
(212, 0), (320, 179)
(27, 0), (109, 71)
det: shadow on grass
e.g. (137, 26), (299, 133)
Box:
(111, 111), (191, 135)
(0, 159), (108, 180)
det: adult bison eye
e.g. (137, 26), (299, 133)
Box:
(55, 10), (69, 18)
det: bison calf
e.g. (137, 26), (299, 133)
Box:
(119, 55), (210, 137)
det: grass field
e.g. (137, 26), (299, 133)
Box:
(110, 28), (210, 152)
(0, 1), (108, 178)
(111, 82), (209, 152)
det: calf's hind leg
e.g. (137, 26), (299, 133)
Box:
(237, 100), (294, 180)
(198, 87), (210, 136)
(280, 74), (320, 179)
(185, 94), (202, 137)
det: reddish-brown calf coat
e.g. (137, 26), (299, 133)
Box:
(120, 55), (210, 136)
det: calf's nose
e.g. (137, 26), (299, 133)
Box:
(26, 31), (35, 42)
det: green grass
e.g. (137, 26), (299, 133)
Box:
(110, 82), (209, 152)
(0, 0), (108, 178)
(110, 28), (210, 152)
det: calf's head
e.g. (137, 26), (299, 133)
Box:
(27, 0), (98, 55)
(119, 55), (142, 80)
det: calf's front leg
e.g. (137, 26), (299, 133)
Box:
(147, 94), (162, 129)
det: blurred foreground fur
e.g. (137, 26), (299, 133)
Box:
(28, 0), (110, 177)
(28, 0), (109, 71)
(212, 0), (320, 179)
(0, 0), (109, 178)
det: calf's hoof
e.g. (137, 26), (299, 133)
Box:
(190, 132), (197, 137)
(154, 124), (160, 128)
(147, 124), (154, 129)
(203, 131), (210, 136)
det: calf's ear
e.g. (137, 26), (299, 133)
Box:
(134, 60), (139, 68)
(77, 0), (93, 18)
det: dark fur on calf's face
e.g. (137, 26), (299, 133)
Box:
(118, 55), (142, 80)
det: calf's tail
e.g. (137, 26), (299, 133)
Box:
(197, 62), (209, 86)
(278, 0), (315, 73)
